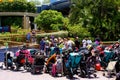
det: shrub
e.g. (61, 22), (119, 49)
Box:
(34, 10), (65, 31)
(67, 25), (90, 39)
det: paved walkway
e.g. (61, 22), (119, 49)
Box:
(0, 63), (116, 80)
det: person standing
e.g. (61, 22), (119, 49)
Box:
(67, 37), (74, 50)
(31, 29), (36, 44)
(26, 32), (31, 43)
(40, 37), (45, 55)
(86, 37), (92, 45)
(95, 35), (101, 45)
(82, 37), (87, 48)
(74, 37), (80, 49)
(45, 37), (50, 57)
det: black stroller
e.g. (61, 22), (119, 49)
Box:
(79, 48), (97, 78)
(31, 53), (45, 74)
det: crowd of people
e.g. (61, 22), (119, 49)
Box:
(39, 35), (100, 57)
(5, 29), (120, 79)
(3, 31), (120, 79)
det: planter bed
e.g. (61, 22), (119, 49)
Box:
(0, 40), (23, 46)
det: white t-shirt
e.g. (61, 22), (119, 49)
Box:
(82, 39), (87, 48)
(67, 40), (73, 49)
(87, 40), (92, 45)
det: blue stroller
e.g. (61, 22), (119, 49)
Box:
(101, 50), (114, 68)
(65, 52), (81, 78)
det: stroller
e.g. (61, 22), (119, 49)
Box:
(79, 51), (97, 78)
(3, 51), (14, 70)
(101, 48), (114, 68)
(65, 52), (81, 78)
(51, 54), (63, 77)
(31, 52), (45, 74)
(103, 61), (117, 78)
(101, 47), (117, 77)
(14, 48), (31, 71)
(45, 47), (60, 73)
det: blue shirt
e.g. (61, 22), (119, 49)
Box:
(40, 40), (45, 50)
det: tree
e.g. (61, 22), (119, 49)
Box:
(69, 0), (120, 41)
(68, 24), (90, 38)
(0, 1), (36, 27)
(43, 0), (50, 4)
(34, 10), (65, 31)
(1, 0), (27, 2)
(0, 1), (36, 12)
(28, 0), (41, 5)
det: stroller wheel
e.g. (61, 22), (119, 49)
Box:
(31, 68), (35, 74)
(103, 73), (105, 76)
(15, 63), (20, 71)
(80, 69), (87, 78)
(107, 72), (112, 78)
(93, 74), (97, 77)
(68, 72), (73, 79)
(10, 66), (15, 70)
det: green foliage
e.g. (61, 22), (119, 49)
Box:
(34, 10), (65, 31)
(62, 17), (69, 30)
(28, 0), (41, 5)
(0, 1), (36, 28)
(2, 16), (23, 27)
(16, 37), (22, 42)
(11, 25), (20, 33)
(70, 0), (120, 41)
(67, 24), (90, 38)
(0, 1), (36, 12)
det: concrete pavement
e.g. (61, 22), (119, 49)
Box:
(0, 63), (116, 80)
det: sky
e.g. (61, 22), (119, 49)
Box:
(40, 0), (43, 3)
